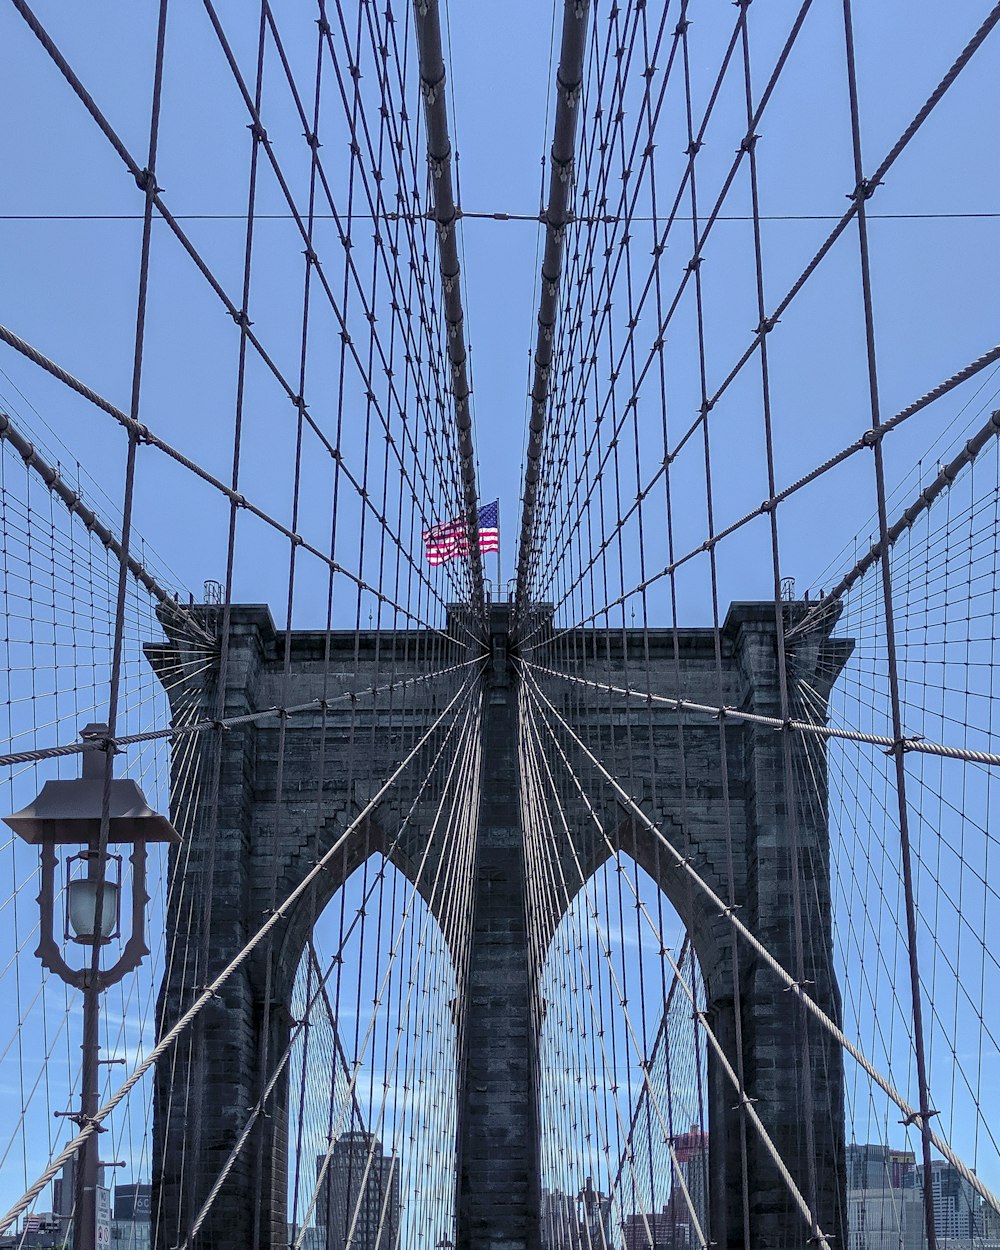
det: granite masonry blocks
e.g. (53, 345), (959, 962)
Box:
(148, 602), (850, 1250)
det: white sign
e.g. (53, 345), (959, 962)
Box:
(96, 1187), (111, 1246)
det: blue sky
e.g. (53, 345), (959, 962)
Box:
(1, 0), (1000, 1235)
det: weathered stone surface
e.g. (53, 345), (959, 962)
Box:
(149, 600), (850, 1250)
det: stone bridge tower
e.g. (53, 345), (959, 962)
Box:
(148, 600), (851, 1250)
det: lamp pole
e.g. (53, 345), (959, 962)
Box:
(76, 840), (104, 1250)
(3, 721), (180, 1250)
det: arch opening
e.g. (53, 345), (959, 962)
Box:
(533, 852), (710, 1250)
(284, 853), (461, 1250)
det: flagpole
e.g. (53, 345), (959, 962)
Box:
(496, 497), (502, 602)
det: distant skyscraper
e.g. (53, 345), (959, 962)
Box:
(845, 1143), (917, 1193)
(110, 1181), (152, 1250)
(317, 1132), (400, 1250)
(845, 1144), (926, 1250)
(540, 1188), (580, 1250)
(915, 1160), (978, 1242)
(673, 1125), (709, 1243)
(113, 1183), (152, 1222)
(577, 1177), (612, 1250)
(846, 1187), (926, 1250)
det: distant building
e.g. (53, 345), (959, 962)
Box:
(846, 1187), (926, 1250)
(110, 1218), (151, 1250)
(618, 1126), (709, 1250)
(578, 1177), (613, 1250)
(981, 1196), (1000, 1239)
(0, 1213), (68, 1249)
(842, 1143), (997, 1250)
(114, 1183), (152, 1222)
(622, 1205), (690, 1250)
(845, 1143), (916, 1192)
(111, 1180), (152, 1250)
(915, 1161), (979, 1242)
(287, 1226), (327, 1250)
(673, 1125), (709, 1242)
(317, 1132), (400, 1250)
(541, 1188), (580, 1250)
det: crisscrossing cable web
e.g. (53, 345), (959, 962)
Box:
(1, 1), (1000, 1249)
(513, 0), (1000, 1248)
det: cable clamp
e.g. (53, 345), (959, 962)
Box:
(757, 313), (778, 335)
(884, 734), (922, 757)
(248, 121), (268, 145)
(899, 1108), (939, 1127)
(849, 176), (881, 203)
(210, 719), (230, 733)
(806, 1233), (832, 1245)
(686, 139), (703, 157)
(81, 727), (122, 757)
(133, 167), (159, 194)
(732, 1094), (758, 1111)
(54, 1109), (104, 1133)
(860, 427), (883, 447)
(783, 978), (814, 991)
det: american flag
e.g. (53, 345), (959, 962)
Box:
(423, 499), (500, 566)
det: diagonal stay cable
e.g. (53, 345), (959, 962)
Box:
(523, 339), (1000, 646)
(789, 407), (1000, 638)
(0, 664), (482, 1237)
(0, 409), (209, 641)
(520, 658), (1000, 767)
(517, 659), (1000, 1220)
(0, 322), (468, 639)
(0, 655), (483, 768)
(203, 0), (474, 612)
(523, 2), (1000, 623)
(11, 0), (473, 619)
(176, 688), (477, 1249)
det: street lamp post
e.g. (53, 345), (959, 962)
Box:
(4, 723), (179, 1250)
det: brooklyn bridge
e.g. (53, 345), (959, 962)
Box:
(0, 2), (998, 1250)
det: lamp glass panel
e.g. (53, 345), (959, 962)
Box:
(67, 878), (119, 942)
